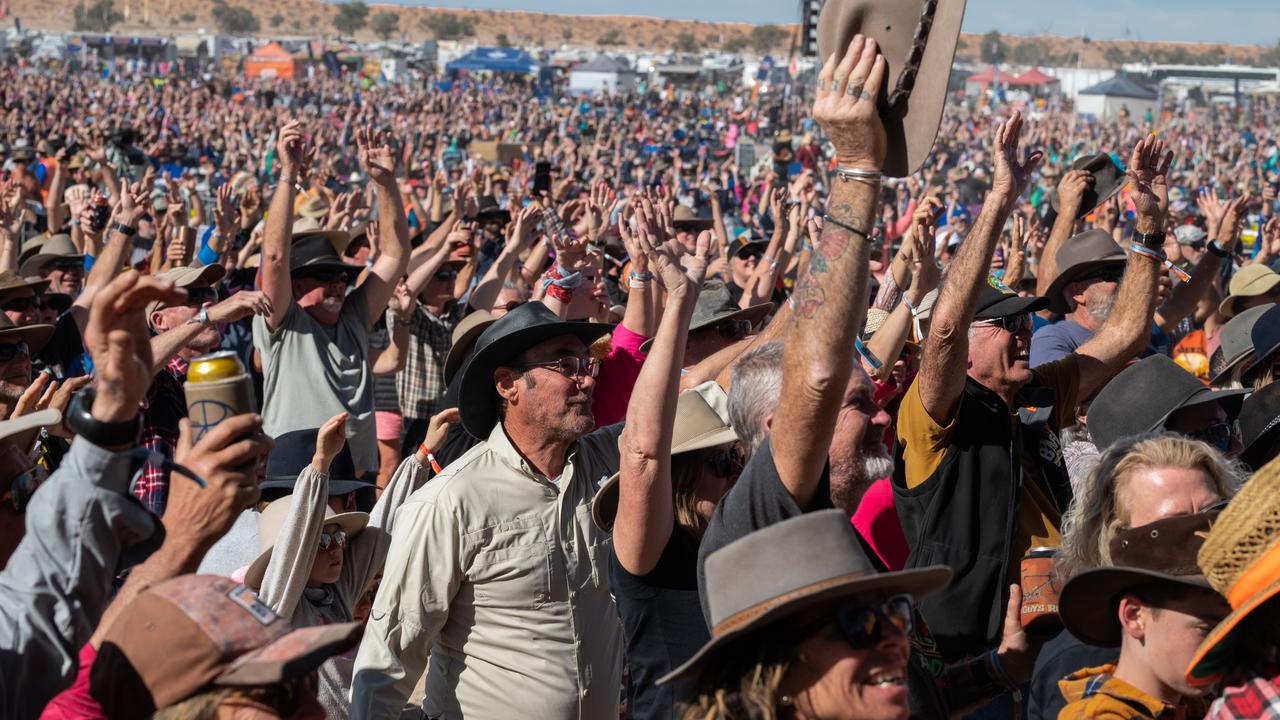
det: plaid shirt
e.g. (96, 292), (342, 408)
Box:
(396, 302), (462, 420)
(1058, 664), (1203, 720)
(135, 355), (189, 515)
(1208, 666), (1280, 720)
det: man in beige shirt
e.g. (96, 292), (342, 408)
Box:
(351, 302), (623, 720)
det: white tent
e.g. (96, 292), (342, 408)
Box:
(1076, 76), (1159, 121)
(568, 56), (636, 95)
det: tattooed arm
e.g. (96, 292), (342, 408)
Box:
(917, 113), (1042, 425)
(771, 35), (886, 510)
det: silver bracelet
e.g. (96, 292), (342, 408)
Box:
(835, 166), (883, 183)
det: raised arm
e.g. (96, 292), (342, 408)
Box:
(372, 285), (413, 376)
(70, 183), (152, 333)
(615, 231), (710, 575)
(1076, 136), (1170, 399)
(918, 113), (1042, 425)
(771, 36), (884, 509)
(148, 291), (273, 376)
(867, 198), (942, 380)
(356, 128), (411, 328)
(1034, 169), (1092, 299)
(261, 121), (307, 330)
(1153, 194), (1242, 333)
(470, 204), (540, 312)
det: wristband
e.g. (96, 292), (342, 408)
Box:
(66, 387), (141, 449)
(902, 295), (924, 342)
(1132, 230), (1165, 250)
(418, 444), (443, 473)
(822, 213), (870, 241)
(986, 649), (1019, 692)
(1206, 240), (1230, 258)
(762, 254), (780, 268)
(629, 279), (651, 289)
(854, 336), (883, 371)
(628, 271), (654, 281)
(110, 222), (137, 237)
(1130, 243), (1192, 282)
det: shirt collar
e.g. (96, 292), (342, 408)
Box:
(488, 421), (580, 484)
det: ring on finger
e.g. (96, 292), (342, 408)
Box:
(846, 84), (863, 98)
(830, 80), (841, 93)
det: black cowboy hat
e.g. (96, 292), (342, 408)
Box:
(473, 195), (511, 225)
(457, 302), (612, 438)
(1087, 355), (1248, 451)
(1049, 153), (1127, 220)
(1239, 382), (1280, 471)
(974, 279), (1049, 319)
(1241, 304), (1280, 383)
(1209, 303), (1273, 386)
(1043, 229), (1127, 315)
(262, 427), (373, 495)
(288, 234), (363, 278)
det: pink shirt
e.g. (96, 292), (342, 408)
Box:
(592, 323), (649, 428)
(852, 479), (909, 571)
(41, 643), (104, 719)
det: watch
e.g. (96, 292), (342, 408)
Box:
(66, 387), (141, 449)
(1133, 230), (1165, 250)
(185, 306), (210, 326)
(1207, 240), (1230, 258)
(110, 222), (138, 237)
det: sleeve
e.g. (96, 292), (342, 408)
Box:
(337, 455), (431, 606)
(256, 466), (327, 622)
(1029, 324), (1074, 368)
(0, 438), (157, 718)
(895, 379), (956, 490)
(1030, 355), (1081, 431)
(350, 499), (460, 720)
(590, 325), (649, 429)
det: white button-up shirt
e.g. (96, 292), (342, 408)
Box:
(351, 422), (623, 720)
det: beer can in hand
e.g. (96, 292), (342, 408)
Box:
(1020, 547), (1063, 634)
(184, 351), (256, 441)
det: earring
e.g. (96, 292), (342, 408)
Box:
(779, 694), (794, 707)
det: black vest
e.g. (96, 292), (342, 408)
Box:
(894, 377), (1073, 662)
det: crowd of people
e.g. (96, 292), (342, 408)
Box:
(2, 13), (1280, 720)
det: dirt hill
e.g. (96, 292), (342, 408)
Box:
(17, 1), (1280, 68)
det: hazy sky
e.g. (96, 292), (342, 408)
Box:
(376, 0), (1280, 46)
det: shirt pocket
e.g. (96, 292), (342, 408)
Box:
(469, 516), (551, 608)
(574, 503), (613, 592)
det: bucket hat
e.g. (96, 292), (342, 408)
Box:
(1048, 154), (1127, 219)
(592, 390), (739, 531)
(1209, 303), (1273, 386)
(658, 509), (951, 685)
(1086, 355), (1248, 451)
(1060, 512), (1224, 648)
(1043, 229), (1127, 314)
(1218, 264), (1280, 318)
(456, 302), (612, 437)
(1187, 455), (1280, 685)
(817, 0), (967, 177)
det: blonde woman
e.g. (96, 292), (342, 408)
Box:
(1027, 433), (1242, 720)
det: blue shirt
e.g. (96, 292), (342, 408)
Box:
(1031, 319), (1172, 368)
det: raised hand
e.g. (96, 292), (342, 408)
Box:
(208, 289), (273, 325)
(1196, 187), (1226, 241)
(991, 111), (1044, 204)
(813, 34), (888, 171)
(1126, 134), (1173, 234)
(639, 227), (713, 299)
(510, 203), (543, 251)
(168, 414), (274, 540)
(1056, 169), (1094, 215)
(356, 126), (396, 186)
(214, 183), (240, 236)
(909, 197), (943, 293)
(311, 412), (349, 474)
(275, 120), (306, 179)
(422, 407), (461, 457)
(1217, 194), (1248, 250)
(387, 279), (414, 321)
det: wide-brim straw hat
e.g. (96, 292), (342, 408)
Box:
(244, 494), (369, 590)
(1187, 455), (1280, 686)
(591, 390), (739, 531)
(658, 509), (951, 685)
(817, 0), (967, 177)
(18, 234), (84, 277)
(1219, 265), (1280, 319)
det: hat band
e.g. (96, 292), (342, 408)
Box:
(886, 0), (939, 118)
(1227, 541), (1280, 610)
(712, 569), (873, 638)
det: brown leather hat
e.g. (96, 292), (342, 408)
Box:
(817, 0), (967, 177)
(1049, 153), (1127, 219)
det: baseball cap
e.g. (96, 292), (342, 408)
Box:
(974, 277), (1049, 320)
(90, 575), (362, 717)
(144, 264), (227, 319)
(1174, 224), (1208, 247)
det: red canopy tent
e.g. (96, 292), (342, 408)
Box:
(1010, 68), (1060, 86)
(965, 65), (1011, 89)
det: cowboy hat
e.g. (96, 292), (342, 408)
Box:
(473, 195), (511, 225)
(456, 302), (612, 438)
(297, 195), (330, 220)
(1048, 154), (1127, 219)
(1238, 382), (1280, 470)
(1087, 355), (1248, 451)
(592, 390), (739, 531)
(260, 428), (374, 496)
(1060, 512), (1223, 648)
(0, 407), (61, 456)
(1187, 455), (1280, 686)
(442, 310), (497, 386)
(289, 233), (364, 278)
(973, 279), (1049, 320)
(143, 264), (227, 319)
(1241, 303), (1280, 383)
(1209, 303), (1273, 386)
(817, 0), (967, 177)
(1218, 264), (1280, 318)
(0, 314), (54, 355)
(1043, 229), (1127, 315)
(244, 494), (369, 590)
(18, 234), (84, 277)
(639, 280), (772, 354)
(672, 205), (713, 232)
(0, 271), (49, 302)
(291, 217), (353, 257)
(658, 510), (951, 685)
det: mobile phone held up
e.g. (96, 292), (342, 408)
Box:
(533, 161), (552, 196)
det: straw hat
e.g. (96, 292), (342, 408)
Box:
(1187, 455), (1280, 685)
(591, 390), (739, 531)
(1218, 265), (1280, 319)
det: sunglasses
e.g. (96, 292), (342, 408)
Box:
(2, 296), (42, 312)
(735, 247), (764, 261)
(515, 356), (601, 379)
(796, 594), (916, 650)
(705, 446), (745, 478)
(973, 313), (1031, 335)
(0, 341), (30, 362)
(49, 259), (83, 273)
(318, 530), (348, 552)
(713, 318), (753, 341)
(434, 269), (459, 281)
(300, 270), (352, 286)
(1187, 422), (1236, 453)
(1081, 268), (1125, 284)
(181, 287), (218, 306)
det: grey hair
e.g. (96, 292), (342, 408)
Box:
(728, 341), (785, 458)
